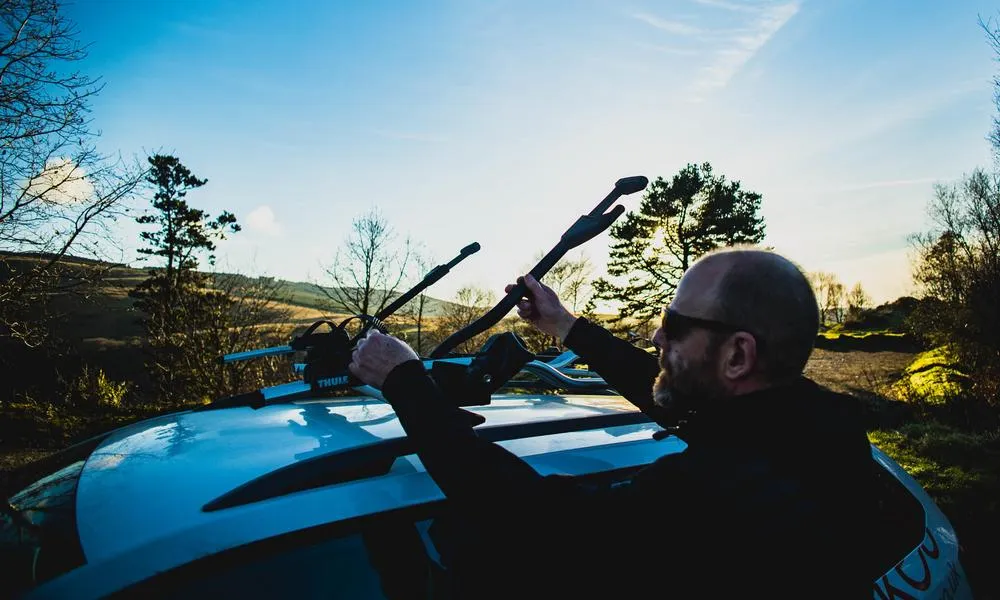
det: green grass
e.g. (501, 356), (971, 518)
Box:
(870, 422), (1000, 598)
(819, 329), (909, 340)
(888, 346), (973, 405)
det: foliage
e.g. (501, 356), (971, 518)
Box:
(843, 296), (920, 332)
(63, 364), (131, 409)
(984, 13), (1000, 159)
(319, 207), (411, 318)
(130, 155), (253, 404)
(909, 168), (1000, 405)
(134, 155), (239, 277)
(0, 0), (145, 347)
(591, 162), (765, 324)
(844, 282), (871, 323)
(809, 272), (845, 325)
(541, 250), (594, 314)
(429, 285), (500, 355)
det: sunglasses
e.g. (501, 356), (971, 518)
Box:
(657, 308), (762, 348)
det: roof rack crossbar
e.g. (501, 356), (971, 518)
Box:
(202, 411), (654, 512)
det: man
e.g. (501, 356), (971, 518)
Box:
(350, 247), (877, 598)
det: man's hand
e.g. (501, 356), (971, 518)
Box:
(505, 274), (579, 343)
(349, 331), (420, 389)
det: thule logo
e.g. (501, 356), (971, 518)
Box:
(316, 375), (349, 388)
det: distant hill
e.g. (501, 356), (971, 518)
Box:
(0, 252), (464, 383)
(2, 251), (461, 317)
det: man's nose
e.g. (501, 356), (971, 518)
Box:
(651, 327), (664, 352)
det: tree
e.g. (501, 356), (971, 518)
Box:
(514, 250), (595, 350)
(591, 162), (765, 324)
(982, 14), (1000, 158)
(130, 155), (240, 403)
(394, 249), (434, 356)
(909, 169), (1000, 403)
(435, 286), (497, 355)
(542, 250), (594, 314)
(0, 0), (144, 347)
(320, 207), (411, 319)
(845, 282), (871, 322)
(190, 273), (295, 399)
(809, 272), (845, 325)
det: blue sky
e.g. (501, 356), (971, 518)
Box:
(65, 0), (999, 306)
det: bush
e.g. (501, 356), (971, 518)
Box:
(63, 365), (132, 409)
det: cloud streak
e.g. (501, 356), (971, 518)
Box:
(630, 13), (702, 36)
(631, 2), (800, 100)
(691, 2), (800, 96)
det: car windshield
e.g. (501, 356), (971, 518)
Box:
(1, 438), (100, 597)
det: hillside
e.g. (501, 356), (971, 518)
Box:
(1, 252), (464, 380)
(3, 252), (462, 317)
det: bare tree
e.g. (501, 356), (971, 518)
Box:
(809, 272), (845, 325)
(435, 285), (497, 354)
(982, 13), (1000, 157)
(539, 250), (594, 314)
(0, 0), (144, 347)
(394, 249), (434, 355)
(319, 207), (411, 319)
(845, 282), (871, 322)
(200, 273), (295, 399)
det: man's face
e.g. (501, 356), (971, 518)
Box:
(651, 315), (726, 413)
(650, 267), (731, 413)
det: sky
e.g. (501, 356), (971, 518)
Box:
(62, 0), (999, 308)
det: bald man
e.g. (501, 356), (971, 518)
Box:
(350, 247), (877, 599)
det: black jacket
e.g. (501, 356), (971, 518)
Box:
(381, 318), (878, 599)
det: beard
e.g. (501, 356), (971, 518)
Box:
(652, 346), (726, 420)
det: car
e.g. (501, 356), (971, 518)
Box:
(0, 348), (976, 599)
(0, 177), (978, 598)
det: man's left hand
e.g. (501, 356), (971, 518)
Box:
(349, 331), (420, 389)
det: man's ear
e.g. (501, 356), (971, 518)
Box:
(722, 332), (757, 380)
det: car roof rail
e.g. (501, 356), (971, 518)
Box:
(202, 411), (655, 512)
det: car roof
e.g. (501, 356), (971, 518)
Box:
(74, 392), (672, 565)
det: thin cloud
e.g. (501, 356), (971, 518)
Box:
(635, 42), (699, 56)
(245, 205), (282, 236)
(631, 13), (703, 36)
(690, 2), (800, 97)
(834, 177), (945, 193)
(373, 129), (449, 143)
(693, 0), (759, 13)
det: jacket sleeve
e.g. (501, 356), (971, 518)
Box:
(382, 360), (552, 507)
(381, 360), (669, 510)
(562, 317), (670, 423)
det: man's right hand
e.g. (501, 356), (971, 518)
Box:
(505, 274), (579, 343)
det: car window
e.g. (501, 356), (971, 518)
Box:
(1, 435), (105, 597)
(112, 507), (448, 600)
(869, 462), (926, 578)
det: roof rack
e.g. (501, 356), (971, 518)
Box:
(205, 176), (647, 411)
(202, 410), (656, 512)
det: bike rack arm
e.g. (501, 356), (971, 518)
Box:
(429, 176), (648, 359)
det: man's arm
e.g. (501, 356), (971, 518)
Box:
(509, 275), (665, 420)
(562, 317), (666, 420)
(381, 359), (549, 507)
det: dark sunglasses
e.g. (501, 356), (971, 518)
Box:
(657, 308), (762, 348)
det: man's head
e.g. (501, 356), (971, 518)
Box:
(651, 247), (819, 412)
